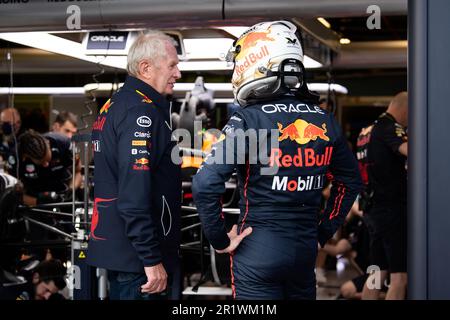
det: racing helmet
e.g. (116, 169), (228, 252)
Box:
(226, 20), (304, 106)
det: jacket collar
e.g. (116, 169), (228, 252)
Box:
(381, 112), (398, 124)
(123, 75), (169, 109)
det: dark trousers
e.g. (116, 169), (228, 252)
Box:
(107, 267), (181, 300)
(365, 205), (407, 273)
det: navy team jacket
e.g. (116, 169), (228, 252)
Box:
(87, 76), (181, 273)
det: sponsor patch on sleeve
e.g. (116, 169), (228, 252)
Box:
(135, 90), (153, 104)
(136, 116), (152, 128)
(132, 140), (147, 146)
(132, 157), (150, 171)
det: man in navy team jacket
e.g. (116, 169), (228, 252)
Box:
(87, 31), (182, 300)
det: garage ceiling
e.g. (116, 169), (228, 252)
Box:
(0, 1), (407, 88)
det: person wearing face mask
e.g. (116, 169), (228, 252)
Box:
(0, 108), (22, 176)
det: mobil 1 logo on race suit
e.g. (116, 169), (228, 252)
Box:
(270, 117), (332, 192)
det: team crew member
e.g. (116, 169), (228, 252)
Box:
(362, 92), (408, 300)
(193, 21), (362, 300)
(87, 31), (182, 300)
(50, 111), (82, 192)
(0, 107), (22, 176)
(0, 259), (66, 300)
(18, 130), (80, 206)
(52, 111), (78, 139)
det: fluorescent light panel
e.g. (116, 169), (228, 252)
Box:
(317, 17), (331, 29)
(0, 87), (84, 95)
(183, 38), (234, 60)
(84, 82), (346, 95)
(0, 32), (322, 70)
(0, 32), (125, 69)
(308, 83), (348, 95)
(218, 26), (250, 38)
(0, 83), (347, 96)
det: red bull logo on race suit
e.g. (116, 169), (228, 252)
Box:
(277, 119), (330, 145)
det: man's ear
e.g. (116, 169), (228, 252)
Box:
(32, 272), (40, 284)
(52, 123), (60, 131)
(138, 60), (152, 80)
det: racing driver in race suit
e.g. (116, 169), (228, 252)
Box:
(193, 21), (362, 300)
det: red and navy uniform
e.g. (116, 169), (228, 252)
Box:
(192, 96), (362, 299)
(87, 76), (181, 275)
(364, 112), (407, 273)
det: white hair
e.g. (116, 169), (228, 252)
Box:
(126, 30), (176, 77)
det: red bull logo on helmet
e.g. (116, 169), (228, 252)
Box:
(278, 119), (330, 145)
(235, 45), (270, 77)
(237, 30), (275, 58)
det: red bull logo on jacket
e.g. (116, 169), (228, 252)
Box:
(135, 90), (153, 104)
(278, 119), (330, 144)
(92, 116), (106, 131)
(135, 157), (149, 165)
(133, 157), (150, 171)
(90, 197), (117, 240)
(93, 99), (114, 131)
(99, 99), (113, 115)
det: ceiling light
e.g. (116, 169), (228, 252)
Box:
(317, 17), (331, 29)
(217, 27), (250, 39)
(0, 32), (125, 69)
(84, 82), (348, 95)
(308, 83), (348, 95)
(340, 38), (351, 45)
(303, 55), (323, 69)
(0, 32), (323, 70)
(0, 87), (84, 95)
(0, 83), (348, 98)
(183, 38), (234, 60)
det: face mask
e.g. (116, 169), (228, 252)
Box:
(1, 122), (13, 135)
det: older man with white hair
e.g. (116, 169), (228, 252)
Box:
(87, 30), (182, 300)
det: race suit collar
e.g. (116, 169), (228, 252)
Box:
(124, 75), (169, 109)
